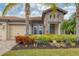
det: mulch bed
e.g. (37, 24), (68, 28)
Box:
(11, 43), (79, 50)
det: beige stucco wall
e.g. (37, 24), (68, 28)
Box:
(29, 24), (32, 34)
(0, 22), (8, 40)
(0, 23), (2, 40)
(55, 24), (58, 34)
(55, 23), (61, 34)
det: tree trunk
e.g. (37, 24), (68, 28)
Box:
(76, 4), (79, 35)
(76, 4), (79, 43)
(25, 3), (30, 35)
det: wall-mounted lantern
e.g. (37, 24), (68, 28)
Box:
(2, 24), (5, 30)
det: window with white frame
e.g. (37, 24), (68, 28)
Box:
(33, 24), (43, 34)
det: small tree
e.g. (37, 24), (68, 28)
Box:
(61, 13), (76, 34)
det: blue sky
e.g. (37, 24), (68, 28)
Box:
(0, 3), (76, 20)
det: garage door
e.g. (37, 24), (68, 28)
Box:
(9, 24), (26, 40)
(0, 24), (2, 40)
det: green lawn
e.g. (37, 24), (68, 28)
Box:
(3, 48), (79, 56)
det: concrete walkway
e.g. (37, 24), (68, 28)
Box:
(0, 40), (17, 56)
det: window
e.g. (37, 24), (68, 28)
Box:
(33, 24), (43, 34)
(50, 24), (55, 34)
(34, 28), (37, 34)
(39, 25), (43, 34)
(33, 26), (37, 34)
(39, 30), (42, 34)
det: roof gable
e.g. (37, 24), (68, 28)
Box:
(42, 8), (67, 20)
(43, 8), (67, 15)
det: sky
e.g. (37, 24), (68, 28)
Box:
(0, 3), (76, 20)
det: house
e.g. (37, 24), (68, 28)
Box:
(0, 8), (67, 40)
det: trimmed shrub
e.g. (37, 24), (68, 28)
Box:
(38, 39), (49, 45)
(31, 35), (49, 45)
(15, 35), (34, 44)
(15, 35), (25, 44)
(30, 34), (77, 46)
(31, 34), (77, 42)
(16, 34), (77, 46)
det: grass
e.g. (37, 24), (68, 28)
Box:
(3, 48), (79, 56)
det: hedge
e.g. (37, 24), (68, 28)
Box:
(30, 34), (78, 42)
(15, 34), (78, 44)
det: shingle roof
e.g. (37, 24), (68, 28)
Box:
(0, 16), (24, 20)
(29, 16), (42, 21)
(0, 16), (42, 21)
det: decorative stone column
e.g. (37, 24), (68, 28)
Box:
(44, 15), (50, 34)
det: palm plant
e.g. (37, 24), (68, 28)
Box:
(61, 13), (76, 34)
(61, 20), (69, 34)
(68, 13), (76, 34)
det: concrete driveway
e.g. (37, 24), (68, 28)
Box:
(0, 40), (17, 56)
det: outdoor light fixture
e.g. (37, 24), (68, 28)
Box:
(2, 24), (5, 30)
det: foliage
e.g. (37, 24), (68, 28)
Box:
(31, 34), (77, 47)
(61, 13), (76, 34)
(30, 34), (77, 43)
(15, 34), (77, 46)
(15, 35), (34, 44)
(2, 3), (18, 16)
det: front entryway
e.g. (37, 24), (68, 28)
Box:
(33, 24), (43, 34)
(50, 24), (55, 34)
(50, 24), (60, 34)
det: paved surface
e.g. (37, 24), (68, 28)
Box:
(0, 40), (17, 56)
